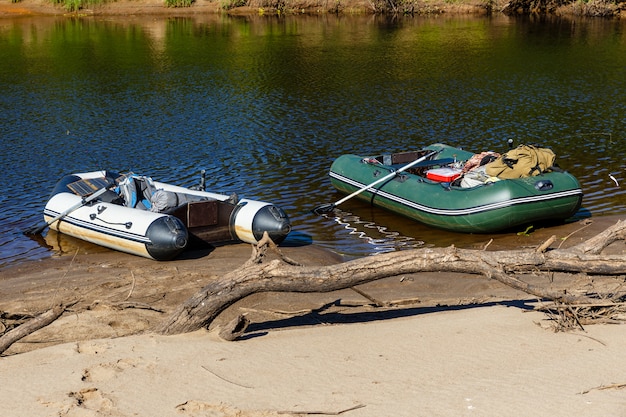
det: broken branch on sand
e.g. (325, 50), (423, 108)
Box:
(580, 382), (626, 395)
(157, 220), (626, 336)
(4, 220), (626, 351)
(0, 304), (65, 355)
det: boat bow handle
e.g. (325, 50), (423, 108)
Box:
(89, 209), (133, 229)
(535, 180), (554, 191)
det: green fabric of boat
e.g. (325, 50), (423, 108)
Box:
(328, 147), (583, 233)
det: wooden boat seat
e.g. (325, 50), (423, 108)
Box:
(367, 151), (457, 177)
(390, 158), (457, 176)
(395, 157), (456, 170)
(375, 150), (430, 165)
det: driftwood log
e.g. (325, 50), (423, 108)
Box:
(0, 304), (65, 355)
(157, 220), (626, 336)
(3, 220), (625, 352)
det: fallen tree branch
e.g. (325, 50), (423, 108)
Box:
(158, 221), (626, 336)
(277, 404), (366, 415)
(580, 382), (626, 395)
(200, 365), (254, 388)
(218, 314), (250, 341)
(570, 219), (626, 255)
(536, 235), (556, 253)
(111, 302), (165, 313)
(537, 301), (626, 330)
(0, 304), (65, 355)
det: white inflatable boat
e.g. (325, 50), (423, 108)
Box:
(41, 170), (291, 260)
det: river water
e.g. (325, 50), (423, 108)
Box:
(1, 13), (625, 269)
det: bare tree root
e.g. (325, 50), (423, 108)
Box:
(157, 221), (626, 336)
(0, 304), (65, 355)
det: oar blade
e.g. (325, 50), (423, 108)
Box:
(23, 221), (48, 236)
(22, 176), (118, 236)
(312, 149), (441, 216)
(312, 203), (336, 215)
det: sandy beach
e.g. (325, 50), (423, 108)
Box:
(1, 306), (625, 417)
(1, 216), (626, 416)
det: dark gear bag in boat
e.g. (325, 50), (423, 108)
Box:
(484, 144), (556, 180)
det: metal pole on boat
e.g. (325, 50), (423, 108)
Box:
(199, 169), (206, 191)
(23, 181), (114, 236)
(189, 169), (207, 192)
(313, 149), (440, 215)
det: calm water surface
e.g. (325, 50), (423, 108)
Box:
(1, 14), (625, 269)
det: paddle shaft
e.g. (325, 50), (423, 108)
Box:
(332, 150), (439, 207)
(25, 182), (113, 235)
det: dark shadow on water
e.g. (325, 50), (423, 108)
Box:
(239, 298), (537, 341)
(277, 231), (313, 247)
(25, 232), (52, 250)
(571, 207), (592, 221)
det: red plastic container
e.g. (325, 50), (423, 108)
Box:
(426, 168), (462, 182)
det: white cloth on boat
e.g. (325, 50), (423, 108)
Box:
(460, 166), (500, 188)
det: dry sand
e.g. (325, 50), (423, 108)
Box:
(1, 217), (626, 416)
(1, 307), (625, 417)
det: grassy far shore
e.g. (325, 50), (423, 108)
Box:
(0, 0), (623, 18)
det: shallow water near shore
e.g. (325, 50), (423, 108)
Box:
(1, 13), (625, 269)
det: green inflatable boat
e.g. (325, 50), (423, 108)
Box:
(327, 143), (583, 233)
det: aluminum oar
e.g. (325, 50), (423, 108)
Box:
(313, 149), (440, 215)
(23, 179), (115, 235)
